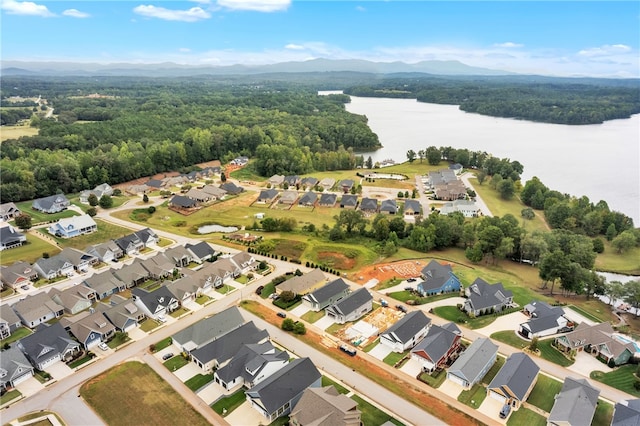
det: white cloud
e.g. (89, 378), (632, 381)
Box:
(493, 42), (523, 48)
(216, 0), (290, 12)
(179, 47), (191, 52)
(0, 0), (54, 17)
(356, 5), (366, 12)
(133, 4), (211, 22)
(285, 43), (304, 50)
(63, 9), (90, 18)
(578, 44), (632, 57)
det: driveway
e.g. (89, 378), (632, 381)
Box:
(196, 382), (226, 405)
(314, 314), (336, 331)
(399, 357), (422, 378)
(225, 400), (265, 426)
(127, 327), (147, 341)
(369, 343), (393, 361)
(474, 311), (527, 337)
(15, 376), (45, 398)
(438, 379), (463, 399)
(564, 309), (597, 326)
(568, 351), (613, 377)
(290, 304), (310, 317)
(174, 361), (203, 382)
(477, 395), (506, 424)
(47, 361), (74, 381)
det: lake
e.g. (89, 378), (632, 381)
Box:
(324, 92), (640, 225)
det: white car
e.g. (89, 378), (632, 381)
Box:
(98, 342), (109, 351)
(157, 316), (167, 323)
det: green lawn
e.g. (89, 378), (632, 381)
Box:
(592, 400), (614, 426)
(590, 365), (640, 397)
(418, 369), (447, 389)
(164, 355), (189, 371)
(195, 295), (212, 305)
(350, 394), (405, 426)
(0, 234), (60, 266)
(506, 407), (547, 426)
(68, 353), (95, 368)
(526, 374), (563, 412)
(387, 290), (458, 305)
(490, 330), (529, 350)
(152, 337), (173, 352)
(216, 285), (235, 295)
(457, 383), (487, 409)
(432, 305), (500, 329)
(321, 375), (350, 394)
(170, 307), (190, 318)
(107, 332), (130, 348)
(139, 318), (160, 332)
(0, 389), (22, 405)
(234, 275), (249, 284)
(490, 332), (574, 367)
(44, 219), (135, 250)
(383, 351), (408, 366)
(325, 323), (344, 334)
(0, 327), (32, 346)
(567, 305), (605, 323)
(184, 373), (215, 392)
(362, 339), (380, 353)
(301, 310), (326, 323)
(14, 201), (79, 224)
(211, 389), (246, 416)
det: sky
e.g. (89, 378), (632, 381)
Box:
(1, 0), (639, 77)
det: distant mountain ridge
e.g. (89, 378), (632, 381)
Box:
(1, 58), (514, 77)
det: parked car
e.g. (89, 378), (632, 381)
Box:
(162, 352), (174, 361)
(277, 311), (287, 318)
(98, 342), (109, 351)
(339, 344), (357, 356)
(396, 304), (407, 313)
(499, 404), (511, 419)
(379, 298), (388, 307)
(255, 285), (264, 295)
(407, 278), (417, 282)
(20, 285), (29, 291)
(157, 316), (167, 323)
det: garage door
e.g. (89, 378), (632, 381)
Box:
(489, 389), (507, 403)
(447, 373), (466, 387)
(12, 371), (33, 387)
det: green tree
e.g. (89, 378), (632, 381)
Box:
(87, 193), (99, 206)
(592, 237), (605, 253)
(99, 194), (113, 209)
(624, 280), (640, 317)
(417, 149), (425, 163)
(406, 149), (416, 163)
(365, 156), (373, 169)
(293, 322), (306, 335)
(605, 223), (617, 241)
(334, 210), (367, 235)
(281, 318), (295, 331)
(426, 146), (441, 165)
(86, 207), (97, 217)
(476, 170), (487, 185)
(142, 194), (149, 203)
(529, 337), (539, 352)
(497, 178), (515, 200)
(280, 290), (295, 302)
(14, 213), (32, 230)
(612, 230), (637, 254)
(521, 208), (535, 220)
(605, 280), (626, 306)
(220, 172), (227, 183)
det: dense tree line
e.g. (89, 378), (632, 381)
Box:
(0, 77), (380, 202)
(1, 107), (34, 125)
(345, 77), (640, 125)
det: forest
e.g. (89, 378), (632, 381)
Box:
(0, 77), (380, 202)
(344, 76), (640, 125)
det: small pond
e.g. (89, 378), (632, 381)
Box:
(197, 224), (239, 234)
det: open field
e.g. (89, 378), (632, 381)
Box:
(14, 201), (79, 224)
(590, 365), (640, 397)
(80, 361), (210, 426)
(37, 219), (135, 250)
(0, 233), (60, 266)
(1, 124), (38, 141)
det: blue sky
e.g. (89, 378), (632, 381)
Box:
(1, 1), (638, 77)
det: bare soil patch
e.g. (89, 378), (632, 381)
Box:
(317, 251), (357, 270)
(356, 260), (425, 283)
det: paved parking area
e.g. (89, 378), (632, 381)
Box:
(474, 311), (527, 337)
(290, 304), (310, 317)
(225, 401), (265, 426)
(47, 361), (74, 381)
(196, 382), (226, 405)
(399, 357), (423, 378)
(477, 394), (507, 424)
(314, 314), (335, 331)
(568, 351), (613, 376)
(174, 360), (203, 382)
(369, 342), (393, 360)
(15, 376), (45, 398)
(438, 379), (463, 399)
(127, 327), (147, 341)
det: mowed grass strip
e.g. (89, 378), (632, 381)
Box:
(526, 374), (563, 412)
(80, 361), (210, 426)
(506, 407), (547, 426)
(590, 365), (640, 397)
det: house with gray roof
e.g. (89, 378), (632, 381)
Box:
(98, 296), (145, 332)
(267, 175), (285, 187)
(519, 301), (570, 339)
(338, 179), (355, 193)
(1, 261), (38, 289)
(463, 278), (514, 316)
(166, 276), (202, 305)
(185, 241), (217, 263)
(79, 183), (113, 204)
(163, 245), (194, 268)
(290, 386), (362, 426)
(380, 199), (397, 215)
(201, 184), (227, 200)
(140, 253), (174, 280)
(547, 377), (600, 426)
(59, 247), (98, 272)
(440, 199), (480, 218)
(0, 202), (20, 222)
(411, 322), (462, 372)
(113, 260), (150, 287)
(555, 322), (635, 366)
(359, 197), (378, 213)
(0, 224), (26, 251)
(417, 260), (461, 296)
(32, 194), (70, 214)
(33, 255), (75, 280)
(220, 182), (244, 195)
(257, 189), (279, 204)
(612, 399), (640, 426)
(0, 304), (22, 340)
(132, 285), (178, 320)
(231, 251), (257, 273)
(302, 278), (350, 312)
(0, 345), (34, 391)
(298, 192), (318, 207)
(319, 178), (335, 191)
(447, 337), (498, 389)
(283, 175), (300, 187)
(214, 341), (288, 391)
(82, 270), (127, 300)
(17, 322), (81, 370)
(185, 188), (213, 203)
(278, 190), (298, 205)
(169, 195), (198, 209)
(380, 310), (432, 353)
(275, 269), (326, 296)
(325, 288), (373, 324)
(339, 195), (358, 209)
(246, 357), (321, 422)
(191, 321), (269, 373)
(12, 292), (64, 328)
(319, 193), (337, 207)
(487, 352), (539, 410)
(114, 233), (144, 255)
(86, 240), (123, 263)
(172, 306), (244, 353)
(403, 199), (422, 216)
(300, 177), (318, 189)
(64, 310), (116, 350)
(49, 285), (95, 315)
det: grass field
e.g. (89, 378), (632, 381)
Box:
(590, 365), (640, 397)
(433, 305), (499, 329)
(0, 234), (60, 266)
(1, 124), (38, 141)
(457, 383), (486, 409)
(350, 394), (405, 426)
(14, 201), (79, 224)
(506, 407), (546, 426)
(42, 219), (135, 250)
(526, 374), (563, 412)
(211, 389), (246, 415)
(80, 361), (210, 426)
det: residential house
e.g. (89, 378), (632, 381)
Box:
(440, 199), (481, 218)
(1, 261), (39, 289)
(64, 311), (116, 350)
(487, 352), (539, 410)
(113, 233), (144, 255)
(82, 270), (127, 300)
(338, 179), (354, 193)
(417, 260), (461, 296)
(164, 245), (194, 268)
(0, 202), (21, 221)
(214, 341), (288, 391)
(275, 269), (326, 296)
(33, 255), (74, 281)
(519, 301), (570, 339)
(185, 188), (213, 203)
(554, 322), (635, 366)
(166, 276), (202, 305)
(32, 194), (70, 214)
(145, 179), (164, 189)
(86, 241), (123, 263)
(0, 224), (26, 250)
(13, 292), (64, 328)
(279, 190), (298, 205)
(283, 175), (300, 187)
(172, 306), (244, 353)
(140, 254), (175, 280)
(126, 184), (150, 195)
(433, 182), (468, 202)
(191, 321), (269, 372)
(79, 183), (113, 204)
(300, 177), (318, 189)
(463, 278), (514, 316)
(230, 156), (249, 166)
(49, 285), (95, 315)
(380, 199), (397, 215)
(447, 337), (498, 389)
(267, 175), (285, 187)
(547, 377), (600, 426)
(426, 169), (458, 188)
(0, 304), (22, 339)
(136, 228), (160, 246)
(113, 260), (150, 288)
(98, 295), (145, 332)
(298, 192), (318, 207)
(302, 278), (350, 311)
(325, 288), (373, 324)
(181, 263), (223, 290)
(339, 195), (358, 209)
(319, 193), (337, 207)
(17, 322), (81, 370)
(132, 286), (179, 320)
(0, 346), (34, 391)
(379, 310), (432, 353)
(612, 399), (640, 426)
(164, 175), (189, 187)
(59, 247), (98, 272)
(403, 199), (422, 216)
(220, 182), (244, 195)
(449, 163), (464, 174)
(319, 178), (335, 191)
(411, 322), (462, 373)
(185, 241), (217, 263)
(231, 251), (257, 274)
(359, 197), (378, 213)
(290, 386), (362, 426)
(257, 189), (279, 204)
(246, 357), (321, 422)
(201, 185), (227, 200)
(169, 195), (198, 210)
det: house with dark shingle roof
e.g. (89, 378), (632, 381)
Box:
(64, 310), (116, 350)
(339, 195), (358, 209)
(338, 179), (355, 193)
(214, 341), (289, 391)
(302, 278), (350, 312)
(380, 199), (397, 215)
(359, 197), (378, 213)
(246, 357), (321, 422)
(447, 337), (498, 389)
(145, 179), (164, 189)
(172, 306), (244, 353)
(32, 194), (70, 214)
(417, 260), (461, 296)
(487, 352), (539, 410)
(518, 301), (570, 339)
(290, 386), (362, 426)
(300, 177), (318, 189)
(17, 322), (81, 370)
(114, 233), (144, 255)
(185, 241), (217, 263)
(33, 255), (74, 280)
(380, 310), (432, 353)
(220, 182), (244, 195)
(612, 399), (640, 426)
(0, 225), (26, 250)
(298, 192), (318, 207)
(58, 247), (98, 272)
(169, 195), (198, 209)
(0, 345), (34, 390)
(257, 189), (279, 204)
(0, 304), (22, 340)
(283, 175), (300, 187)
(319, 193), (337, 207)
(325, 288), (373, 324)
(411, 322), (462, 373)
(403, 199), (422, 216)
(463, 278), (514, 316)
(132, 285), (179, 320)
(547, 377), (600, 426)
(1, 261), (38, 290)
(97, 295), (145, 332)
(82, 270), (127, 300)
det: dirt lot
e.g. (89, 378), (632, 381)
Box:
(352, 259), (426, 284)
